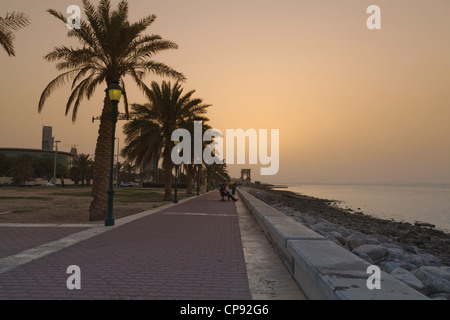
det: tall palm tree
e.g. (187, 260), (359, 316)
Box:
(122, 81), (210, 201)
(206, 162), (231, 187)
(183, 120), (215, 194)
(0, 11), (30, 57)
(38, 0), (184, 221)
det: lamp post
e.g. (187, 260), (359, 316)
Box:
(197, 164), (201, 196)
(52, 140), (61, 185)
(174, 140), (180, 204)
(105, 79), (123, 227)
(115, 138), (120, 188)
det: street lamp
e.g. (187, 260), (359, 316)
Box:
(115, 138), (120, 188)
(174, 140), (180, 204)
(206, 137), (216, 193)
(105, 79), (123, 227)
(197, 164), (201, 196)
(53, 140), (61, 185)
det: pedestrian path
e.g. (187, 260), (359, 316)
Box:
(0, 191), (304, 300)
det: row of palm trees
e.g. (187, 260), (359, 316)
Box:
(2, 1), (230, 222)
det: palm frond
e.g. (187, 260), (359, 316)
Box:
(0, 28), (14, 56)
(0, 12), (30, 30)
(0, 11), (30, 56)
(40, 0), (183, 123)
(38, 69), (82, 113)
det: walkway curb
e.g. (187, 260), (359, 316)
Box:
(237, 187), (429, 300)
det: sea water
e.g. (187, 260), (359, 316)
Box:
(275, 184), (450, 233)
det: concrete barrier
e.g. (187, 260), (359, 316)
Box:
(237, 188), (429, 300)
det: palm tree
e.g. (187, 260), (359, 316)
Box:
(120, 162), (137, 182)
(122, 81), (210, 201)
(74, 154), (93, 186)
(0, 11), (30, 57)
(206, 162), (231, 188)
(38, 0), (184, 221)
(9, 154), (34, 185)
(183, 121), (215, 194)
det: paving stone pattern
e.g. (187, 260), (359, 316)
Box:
(0, 192), (251, 300)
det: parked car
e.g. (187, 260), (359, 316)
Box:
(120, 181), (137, 187)
(41, 182), (55, 187)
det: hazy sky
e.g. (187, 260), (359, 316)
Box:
(1, 0), (449, 184)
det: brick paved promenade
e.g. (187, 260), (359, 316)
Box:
(0, 190), (304, 300)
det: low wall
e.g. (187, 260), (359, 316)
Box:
(237, 188), (429, 300)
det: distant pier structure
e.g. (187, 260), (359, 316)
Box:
(240, 169), (251, 185)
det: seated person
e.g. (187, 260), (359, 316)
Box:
(219, 183), (238, 202)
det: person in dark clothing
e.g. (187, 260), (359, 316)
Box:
(219, 183), (238, 202)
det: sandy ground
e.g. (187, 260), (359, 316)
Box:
(0, 186), (190, 224)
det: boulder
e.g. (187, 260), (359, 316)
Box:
(313, 222), (337, 233)
(404, 254), (426, 268)
(429, 293), (450, 300)
(390, 268), (427, 295)
(381, 261), (402, 273)
(352, 244), (388, 264)
(413, 266), (450, 295)
(326, 234), (344, 246)
(299, 215), (316, 226)
(385, 247), (407, 261)
(346, 234), (378, 251)
(352, 250), (374, 264)
(329, 231), (346, 245)
(337, 226), (352, 238)
(382, 243), (404, 250)
(418, 253), (442, 267)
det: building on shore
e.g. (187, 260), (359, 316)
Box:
(0, 148), (74, 168)
(0, 126), (78, 185)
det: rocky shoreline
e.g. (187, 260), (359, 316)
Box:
(245, 185), (450, 299)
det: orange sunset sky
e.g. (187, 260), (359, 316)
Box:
(1, 0), (449, 184)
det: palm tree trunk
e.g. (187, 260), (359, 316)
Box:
(89, 96), (114, 221)
(186, 164), (193, 194)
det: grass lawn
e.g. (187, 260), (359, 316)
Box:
(0, 186), (194, 224)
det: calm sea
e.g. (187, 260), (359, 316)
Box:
(274, 184), (450, 233)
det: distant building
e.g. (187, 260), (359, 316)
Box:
(42, 126), (54, 151)
(0, 127), (79, 185)
(69, 147), (78, 157)
(0, 148), (74, 169)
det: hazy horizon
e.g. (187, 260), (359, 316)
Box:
(1, 0), (449, 185)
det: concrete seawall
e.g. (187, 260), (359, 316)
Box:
(237, 188), (429, 300)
